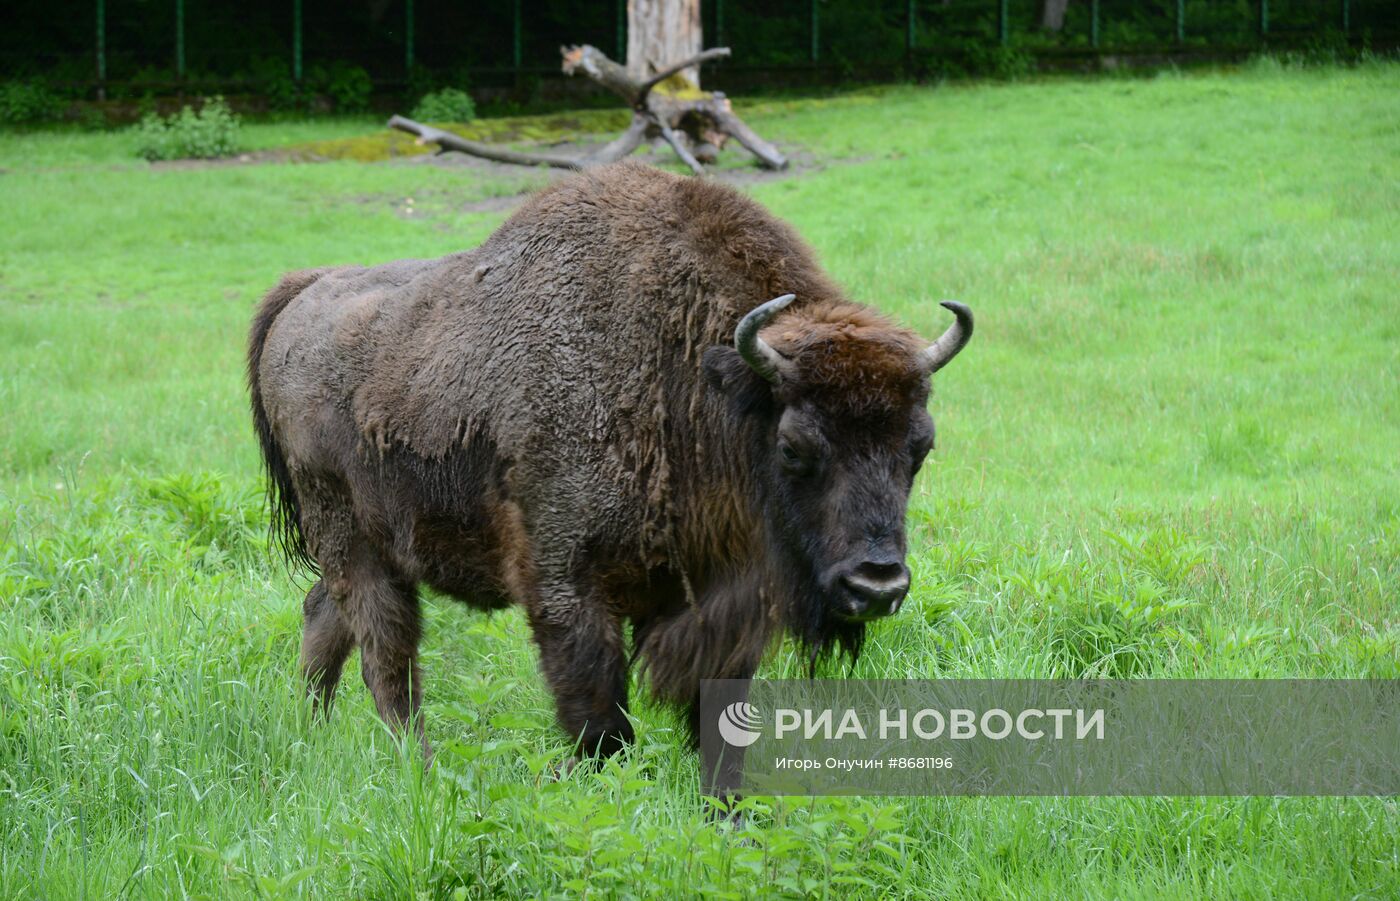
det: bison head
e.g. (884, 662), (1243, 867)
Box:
(704, 294), (973, 645)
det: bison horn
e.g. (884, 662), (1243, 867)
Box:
(921, 301), (974, 374)
(735, 293), (796, 383)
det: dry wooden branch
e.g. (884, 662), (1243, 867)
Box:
(580, 112), (651, 165)
(387, 45), (787, 174)
(657, 121), (704, 175)
(563, 44), (787, 172)
(635, 47), (733, 100)
(387, 116), (582, 170)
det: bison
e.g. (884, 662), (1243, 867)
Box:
(248, 161), (972, 757)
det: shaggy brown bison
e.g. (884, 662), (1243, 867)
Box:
(248, 161), (972, 756)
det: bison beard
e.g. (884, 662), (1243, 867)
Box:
(248, 162), (972, 758)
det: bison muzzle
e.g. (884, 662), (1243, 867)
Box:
(247, 162), (972, 758)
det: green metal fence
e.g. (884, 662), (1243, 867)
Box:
(3, 0), (1395, 99)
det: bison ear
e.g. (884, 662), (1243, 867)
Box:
(703, 346), (772, 408)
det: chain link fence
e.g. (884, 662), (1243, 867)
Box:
(3, 0), (1395, 100)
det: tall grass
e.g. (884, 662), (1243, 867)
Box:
(1, 62), (1398, 897)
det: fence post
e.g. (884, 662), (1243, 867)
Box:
(513, 0), (523, 83)
(1341, 0), (1350, 34)
(1175, 0), (1184, 43)
(616, 0), (626, 59)
(1091, 0), (1099, 48)
(905, 0), (915, 68)
(405, 0), (414, 71)
(810, 0), (819, 63)
(1259, 0), (1269, 38)
(95, 0), (106, 100)
(292, 0), (302, 82)
(998, 0), (1009, 47)
(175, 0), (185, 80)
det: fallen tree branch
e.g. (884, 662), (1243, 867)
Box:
(580, 112), (651, 166)
(387, 46), (787, 174)
(636, 48), (733, 102)
(657, 121), (705, 175)
(560, 45), (639, 105)
(562, 45), (787, 172)
(387, 116), (582, 170)
(710, 103), (788, 171)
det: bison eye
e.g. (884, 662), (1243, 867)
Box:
(778, 441), (811, 475)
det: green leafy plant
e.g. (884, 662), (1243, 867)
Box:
(1105, 527), (1211, 588)
(142, 472), (261, 561)
(404, 64), (438, 106)
(132, 96), (242, 161)
(411, 87), (476, 123)
(309, 62), (372, 113)
(970, 44), (1035, 80)
(1051, 579), (1196, 678)
(243, 56), (299, 111)
(0, 80), (62, 125)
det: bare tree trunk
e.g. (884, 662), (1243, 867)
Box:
(1041, 0), (1070, 32)
(628, 0), (703, 86)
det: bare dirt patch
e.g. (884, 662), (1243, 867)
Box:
(147, 150), (283, 171)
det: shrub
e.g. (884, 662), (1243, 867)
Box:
(411, 87), (476, 122)
(309, 61), (372, 113)
(968, 44), (1035, 80)
(132, 96), (241, 161)
(0, 80), (63, 125)
(244, 56), (299, 111)
(404, 64), (438, 105)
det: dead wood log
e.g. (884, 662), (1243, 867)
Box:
(562, 44), (786, 172)
(388, 45), (787, 174)
(386, 116), (584, 169)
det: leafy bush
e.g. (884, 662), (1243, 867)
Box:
(308, 61), (372, 112)
(0, 80), (62, 125)
(244, 56), (299, 111)
(403, 64), (438, 105)
(969, 44), (1035, 80)
(132, 96), (241, 161)
(411, 87), (476, 122)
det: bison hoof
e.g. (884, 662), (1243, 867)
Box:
(578, 721), (635, 758)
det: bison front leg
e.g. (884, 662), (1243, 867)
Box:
(528, 599), (633, 757)
(301, 578), (356, 716)
(634, 605), (766, 749)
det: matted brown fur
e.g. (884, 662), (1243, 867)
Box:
(248, 161), (948, 755)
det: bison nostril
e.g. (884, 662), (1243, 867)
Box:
(841, 561), (910, 612)
(858, 561), (906, 584)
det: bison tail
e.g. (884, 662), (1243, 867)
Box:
(247, 269), (328, 575)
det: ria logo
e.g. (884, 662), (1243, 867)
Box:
(717, 701), (764, 747)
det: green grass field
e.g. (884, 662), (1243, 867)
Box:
(2, 60), (1399, 898)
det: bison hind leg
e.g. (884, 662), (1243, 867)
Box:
(335, 559), (429, 757)
(301, 578), (355, 716)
